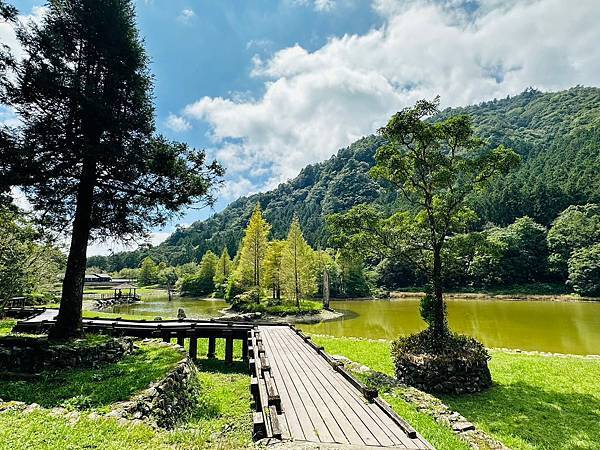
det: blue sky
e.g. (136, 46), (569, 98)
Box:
(3, 0), (600, 255)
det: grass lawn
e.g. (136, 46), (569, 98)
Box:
(0, 336), (253, 449)
(312, 334), (600, 450)
(0, 341), (183, 411)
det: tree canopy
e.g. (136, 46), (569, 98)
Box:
(0, 0), (223, 337)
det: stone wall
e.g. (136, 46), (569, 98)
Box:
(0, 336), (134, 374)
(395, 353), (492, 394)
(94, 296), (139, 310)
(110, 344), (199, 429)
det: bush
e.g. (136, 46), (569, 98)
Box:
(180, 274), (213, 296)
(391, 329), (492, 394)
(232, 287), (261, 305)
(231, 295), (322, 316)
(224, 276), (244, 302)
(568, 243), (600, 297)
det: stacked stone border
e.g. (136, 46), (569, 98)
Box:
(0, 336), (134, 374)
(333, 355), (509, 450)
(109, 340), (199, 429)
(0, 340), (198, 431)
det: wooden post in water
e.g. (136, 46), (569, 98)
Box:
(207, 336), (216, 359)
(323, 269), (330, 309)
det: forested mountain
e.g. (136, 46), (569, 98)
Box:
(89, 86), (600, 271)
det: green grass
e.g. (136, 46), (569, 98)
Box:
(442, 352), (600, 450)
(311, 334), (600, 450)
(0, 342), (183, 410)
(0, 338), (253, 449)
(311, 335), (469, 450)
(233, 299), (323, 316)
(0, 410), (172, 450)
(0, 319), (15, 336)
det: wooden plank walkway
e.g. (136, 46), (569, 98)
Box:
(256, 325), (433, 449)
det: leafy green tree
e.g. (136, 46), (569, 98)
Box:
(282, 217), (316, 307)
(180, 251), (218, 296)
(337, 252), (370, 298)
(0, 0), (222, 338)
(0, 209), (64, 309)
(331, 98), (519, 343)
(568, 243), (600, 297)
(548, 204), (600, 279)
(213, 248), (232, 288)
(264, 240), (286, 301)
(138, 257), (159, 286)
(234, 204), (271, 299)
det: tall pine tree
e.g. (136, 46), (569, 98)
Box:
(0, 0), (223, 337)
(282, 216), (316, 307)
(234, 204), (270, 300)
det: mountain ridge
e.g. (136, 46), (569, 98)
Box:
(88, 86), (600, 270)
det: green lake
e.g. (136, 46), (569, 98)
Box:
(110, 296), (600, 355)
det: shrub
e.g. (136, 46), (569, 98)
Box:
(568, 243), (600, 297)
(232, 287), (261, 305)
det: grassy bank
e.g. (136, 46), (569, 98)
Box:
(0, 341), (182, 410)
(312, 334), (600, 450)
(0, 326), (253, 449)
(393, 282), (596, 300)
(232, 299), (323, 316)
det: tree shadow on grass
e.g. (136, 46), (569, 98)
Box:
(442, 382), (600, 449)
(194, 357), (248, 375)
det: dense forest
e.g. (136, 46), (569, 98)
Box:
(89, 87), (600, 279)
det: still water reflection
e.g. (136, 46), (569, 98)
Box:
(111, 296), (600, 355)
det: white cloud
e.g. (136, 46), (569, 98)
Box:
(289, 0), (337, 12)
(180, 0), (600, 199)
(177, 8), (195, 23)
(0, 6), (47, 62)
(314, 0), (336, 11)
(165, 113), (191, 132)
(87, 232), (171, 256)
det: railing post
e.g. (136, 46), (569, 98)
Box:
(242, 335), (249, 362)
(189, 334), (198, 361)
(225, 332), (234, 364)
(207, 336), (216, 359)
(177, 332), (185, 348)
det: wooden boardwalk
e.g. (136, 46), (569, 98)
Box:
(253, 325), (432, 449)
(12, 309), (433, 448)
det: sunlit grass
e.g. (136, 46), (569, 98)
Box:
(311, 334), (600, 450)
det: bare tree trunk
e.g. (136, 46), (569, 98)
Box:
(49, 158), (96, 339)
(323, 269), (330, 309)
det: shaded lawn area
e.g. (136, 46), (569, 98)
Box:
(0, 342), (182, 410)
(312, 334), (600, 450)
(0, 337), (253, 449)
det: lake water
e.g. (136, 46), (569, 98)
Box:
(110, 296), (600, 355)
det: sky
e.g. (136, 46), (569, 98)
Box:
(2, 0), (600, 255)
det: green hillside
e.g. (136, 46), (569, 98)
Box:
(90, 86), (600, 270)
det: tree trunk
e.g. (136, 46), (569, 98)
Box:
(431, 244), (447, 340)
(323, 269), (330, 309)
(49, 158), (96, 339)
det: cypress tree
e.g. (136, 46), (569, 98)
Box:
(0, 0), (223, 337)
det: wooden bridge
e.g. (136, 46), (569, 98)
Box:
(12, 309), (432, 449)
